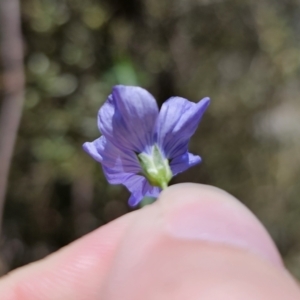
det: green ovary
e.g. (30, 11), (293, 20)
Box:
(137, 144), (172, 190)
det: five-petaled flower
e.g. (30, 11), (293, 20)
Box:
(83, 85), (210, 206)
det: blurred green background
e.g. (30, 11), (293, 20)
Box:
(1, 0), (300, 279)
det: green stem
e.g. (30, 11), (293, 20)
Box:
(161, 181), (168, 190)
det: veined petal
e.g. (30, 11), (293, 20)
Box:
(145, 185), (161, 198)
(103, 165), (161, 206)
(97, 95), (115, 141)
(107, 172), (146, 207)
(126, 176), (161, 207)
(83, 136), (141, 174)
(125, 175), (148, 207)
(170, 152), (201, 176)
(98, 85), (159, 153)
(101, 166), (145, 206)
(82, 138), (104, 163)
(102, 166), (135, 184)
(155, 97), (210, 158)
(83, 136), (159, 206)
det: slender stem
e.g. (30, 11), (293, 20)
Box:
(161, 182), (168, 190)
(0, 0), (25, 234)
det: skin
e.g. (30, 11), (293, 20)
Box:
(0, 183), (299, 299)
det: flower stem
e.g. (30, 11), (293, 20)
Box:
(161, 181), (168, 190)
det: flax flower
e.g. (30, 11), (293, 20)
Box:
(83, 85), (210, 206)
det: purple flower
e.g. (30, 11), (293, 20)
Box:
(83, 85), (210, 206)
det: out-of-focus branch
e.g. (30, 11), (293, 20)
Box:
(0, 0), (25, 233)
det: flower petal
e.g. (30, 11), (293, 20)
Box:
(145, 185), (161, 198)
(83, 136), (141, 174)
(98, 85), (159, 153)
(125, 175), (149, 207)
(170, 152), (201, 176)
(82, 138), (104, 163)
(97, 94), (115, 141)
(102, 166), (134, 184)
(102, 166), (161, 206)
(83, 136), (159, 206)
(155, 97), (210, 158)
(127, 177), (161, 207)
(103, 171), (147, 207)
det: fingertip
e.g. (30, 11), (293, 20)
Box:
(100, 184), (299, 299)
(157, 183), (283, 268)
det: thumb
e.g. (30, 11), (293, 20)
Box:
(102, 184), (300, 299)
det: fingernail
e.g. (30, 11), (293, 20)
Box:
(159, 183), (283, 268)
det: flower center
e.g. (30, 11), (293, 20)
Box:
(137, 144), (172, 189)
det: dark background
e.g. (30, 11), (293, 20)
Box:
(1, 0), (300, 280)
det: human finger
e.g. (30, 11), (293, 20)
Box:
(101, 184), (300, 299)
